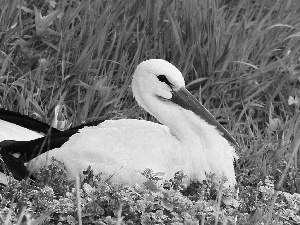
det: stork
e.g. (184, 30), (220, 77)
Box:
(0, 109), (105, 183)
(0, 109), (56, 183)
(0, 59), (238, 186)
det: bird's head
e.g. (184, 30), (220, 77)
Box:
(132, 59), (185, 103)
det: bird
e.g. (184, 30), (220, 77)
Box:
(0, 59), (238, 187)
(0, 108), (106, 184)
(0, 108), (60, 184)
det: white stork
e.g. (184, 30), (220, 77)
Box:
(20, 59), (238, 186)
(0, 109), (60, 184)
(0, 109), (105, 184)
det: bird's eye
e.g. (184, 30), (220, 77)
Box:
(157, 75), (172, 87)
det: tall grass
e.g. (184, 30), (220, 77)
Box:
(1, 0), (300, 224)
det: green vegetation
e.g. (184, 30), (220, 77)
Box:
(1, 0), (300, 224)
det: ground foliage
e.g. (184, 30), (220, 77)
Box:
(1, 0), (300, 224)
(1, 159), (300, 224)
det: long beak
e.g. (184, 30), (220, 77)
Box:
(171, 87), (237, 146)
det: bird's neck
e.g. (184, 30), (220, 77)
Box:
(140, 94), (200, 142)
(157, 106), (210, 143)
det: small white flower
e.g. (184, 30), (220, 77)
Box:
(288, 96), (299, 106)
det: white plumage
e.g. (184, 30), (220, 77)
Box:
(0, 120), (43, 142)
(27, 59), (238, 186)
